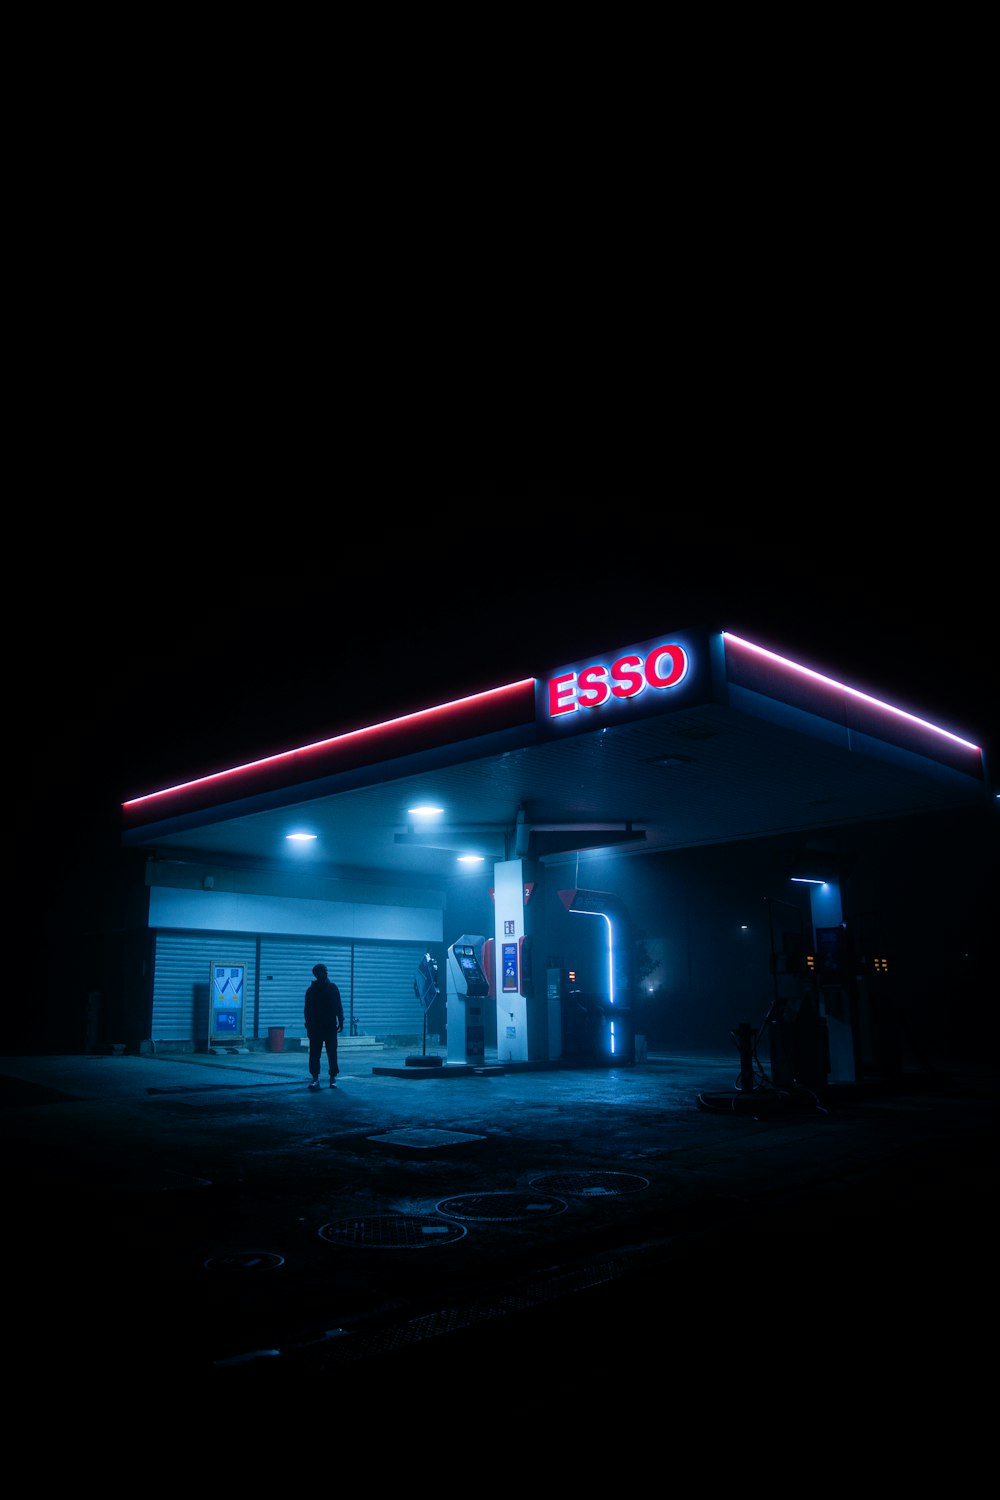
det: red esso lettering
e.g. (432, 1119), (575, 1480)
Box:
(645, 643), (687, 688)
(548, 673), (577, 716)
(548, 644), (688, 717)
(610, 654), (644, 699)
(577, 664), (611, 708)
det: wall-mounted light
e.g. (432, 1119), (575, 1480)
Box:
(286, 832), (317, 843)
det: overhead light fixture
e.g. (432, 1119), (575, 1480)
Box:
(457, 854), (485, 865)
(408, 805), (444, 817)
(286, 832), (317, 842)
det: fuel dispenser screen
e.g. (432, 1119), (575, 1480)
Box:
(454, 947), (489, 996)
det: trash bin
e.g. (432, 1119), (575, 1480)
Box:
(267, 1026), (285, 1054)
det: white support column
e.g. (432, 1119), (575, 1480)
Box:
(492, 859), (531, 1062)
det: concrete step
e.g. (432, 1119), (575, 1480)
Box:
(287, 1034), (437, 1054)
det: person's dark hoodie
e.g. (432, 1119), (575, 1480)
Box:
(304, 963), (344, 1033)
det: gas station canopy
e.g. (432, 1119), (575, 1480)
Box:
(121, 628), (990, 880)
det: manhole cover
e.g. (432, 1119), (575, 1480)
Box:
(204, 1251), (285, 1271)
(368, 1128), (486, 1149)
(436, 1191), (568, 1222)
(319, 1213), (467, 1248)
(529, 1171), (649, 1197)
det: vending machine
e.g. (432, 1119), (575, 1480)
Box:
(209, 960), (247, 1052)
(446, 935), (490, 1066)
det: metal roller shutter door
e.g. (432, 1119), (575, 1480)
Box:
(352, 944), (426, 1039)
(257, 938), (352, 1039)
(151, 934), (425, 1044)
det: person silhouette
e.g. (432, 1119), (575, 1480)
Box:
(304, 963), (344, 1089)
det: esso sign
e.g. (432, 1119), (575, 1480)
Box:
(547, 643), (689, 718)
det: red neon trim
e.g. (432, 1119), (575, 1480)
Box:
(123, 678), (536, 813)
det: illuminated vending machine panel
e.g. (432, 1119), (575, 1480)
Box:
(210, 961), (246, 1048)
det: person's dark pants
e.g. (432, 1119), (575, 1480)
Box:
(308, 1028), (340, 1079)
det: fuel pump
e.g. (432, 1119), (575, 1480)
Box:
(446, 935), (490, 1066)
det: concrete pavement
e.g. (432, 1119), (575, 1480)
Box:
(2, 1040), (996, 1422)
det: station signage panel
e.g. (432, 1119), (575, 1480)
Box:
(536, 630), (712, 738)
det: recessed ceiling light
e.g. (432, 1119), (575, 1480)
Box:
(286, 832), (318, 842)
(457, 854), (484, 864)
(408, 805), (444, 817)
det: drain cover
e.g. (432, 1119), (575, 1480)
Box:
(529, 1171), (649, 1197)
(368, 1128), (486, 1149)
(436, 1191), (567, 1222)
(319, 1213), (467, 1248)
(204, 1251), (285, 1271)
